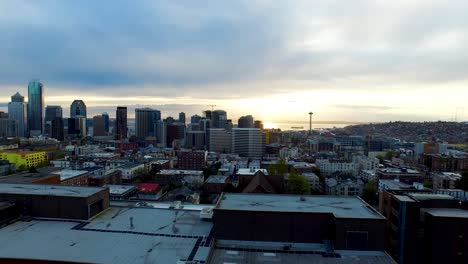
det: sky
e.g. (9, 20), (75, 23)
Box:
(1, 0), (468, 125)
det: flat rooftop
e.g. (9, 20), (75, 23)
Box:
(158, 169), (203, 175)
(0, 183), (106, 198)
(209, 240), (396, 264)
(0, 207), (213, 264)
(106, 184), (136, 195)
(409, 193), (455, 200)
(237, 168), (268, 175)
(217, 193), (384, 219)
(205, 175), (229, 184)
(379, 180), (411, 190)
(425, 208), (468, 219)
(55, 169), (88, 181)
(0, 167), (60, 184)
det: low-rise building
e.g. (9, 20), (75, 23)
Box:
(432, 172), (462, 189)
(106, 184), (137, 200)
(377, 167), (424, 184)
(0, 183), (109, 220)
(155, 169), (204, 188)
(56, 169), (89, 186)
(0, 150), (48, 168)
(0, 160), (15, 176)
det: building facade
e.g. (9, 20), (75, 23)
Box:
(115, 106), (128, 140)
(231, 128), (265, 158)
(70, 100), (87, 118)
(135, 108), (161, 140)
(27, 81), (44, 136)
(8, 92), (27, 137)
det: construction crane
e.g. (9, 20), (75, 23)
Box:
(207, 104), (217, 111)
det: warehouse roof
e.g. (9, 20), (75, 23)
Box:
(0, 207), (213, 264)
(217, 193), (384, 219)
(425, 208), (468, 218)
(0, 183), (106, 197)
(209, 240), (396, 264)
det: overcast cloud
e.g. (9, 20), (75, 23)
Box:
(1, 0), (467, 122)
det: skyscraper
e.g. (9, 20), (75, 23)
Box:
(232, 128), (265, 158)
(102, 112), (110, 134)
(156, 119), (167, 147)
(8, 92), (27, 137)
(115, 107), (127, 140)
(27, 81), (44, 136)
(70, 100), (87, 118)
(135, 108), (161, 140)
(179, 112), (186, 124)
(238, 115), (254, 128)
(45, 106), (63, 136)
(0, 112), (18, 138)
(51, 117), (64, 141)
(167, 122), (185, 148)
(92, 115), (106, 137)
(211, 110), (227, 129)
(191, 114), (201, 124)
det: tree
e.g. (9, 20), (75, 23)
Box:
(376, 155), (384, 164)
(288, 171), (311, 195)
(132, 168), (152, 183)
(423, 180), (433, 189)
(28, 166), (38, 173)
(455, 172), (468, 191)
(385, 151), (395, 160)
(268, 159), (289, 175)
(361, 180), (378, 205)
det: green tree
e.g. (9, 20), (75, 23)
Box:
(385, 151), (395, 160)
(288, 171), (311, 195)
(28, 166), (38, 173)
(423, 180), (433, 189)
(268, 158), (289, 175)
(361, 180), (378, 205)
(455, 172), (468, 191)
(376, 155), (384, 164)
(132, 168), (152, 183)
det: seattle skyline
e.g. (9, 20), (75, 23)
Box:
(1, 1), (468, 123)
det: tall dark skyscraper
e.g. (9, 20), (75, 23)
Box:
(238, 115), (254, 128)
(212, 110), (227, 129)
(115, 107), (127, 140)
(8, 92), (27, 137)
(27, 80), (44, 136)
(51, 117), (64, 141)
(135, 108), (161, 140)
(179, 112), (186, 124)
(191, 114), (201, 124)
(45, 105), (63, 136)
(92, 115), (106, 137)
(70, 100), (87, 118)
(102, 112), (110, 134)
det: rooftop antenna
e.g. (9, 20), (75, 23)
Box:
(207, 104), (217, 111)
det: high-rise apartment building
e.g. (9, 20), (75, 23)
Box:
(135, 108), (161, 140)
(102, 112), (110, 134)
(238, 115), (254, 128)
(190, 114), (201, 124)
(211, 110), (227, 129)
(92, 115), (106, 137)
(51, 118), (64, 141)
(27, 81), (44, 136)
(0, 113), (18, 138)
(155, 119), (167, 146)
(232, 128), (265, 158)
(179, 112), (186, 124)
(70, 100), (87, 118)
(167, 122), (185, 147)
(115, 107), (127, 140)
(208, 129), (231, 153)
(45, 106), (63, 136)
(8, 92), (27, 137)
